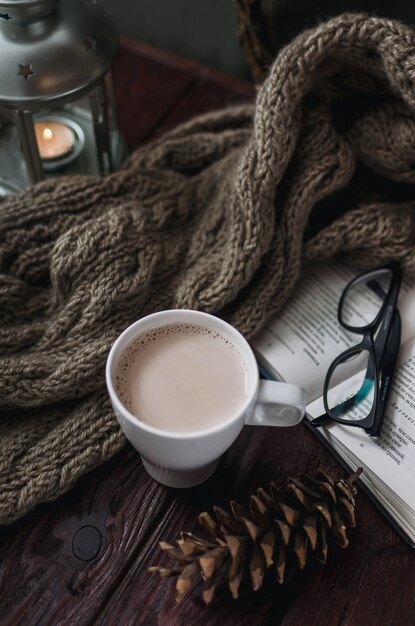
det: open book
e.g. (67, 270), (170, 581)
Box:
(252, 262), (415, 547)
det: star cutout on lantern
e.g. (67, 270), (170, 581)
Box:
(0, 13), (12, 20)
(83, 36), (96, 51)
(18, 64), (35, 80)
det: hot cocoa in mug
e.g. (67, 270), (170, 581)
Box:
(114, 322), (250, 433)
(106, 310), (306, 487)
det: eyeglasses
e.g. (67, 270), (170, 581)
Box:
(311, 261), (402, 437)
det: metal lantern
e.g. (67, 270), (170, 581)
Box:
(0, 0), (127, 195)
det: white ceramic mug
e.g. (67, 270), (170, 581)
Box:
(106, 310), (306, 488)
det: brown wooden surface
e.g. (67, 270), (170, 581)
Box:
(1, 37), (414, 626)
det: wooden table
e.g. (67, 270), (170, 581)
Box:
(1, 38), (414, 626)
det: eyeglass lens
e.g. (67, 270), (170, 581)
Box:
(339, 268), (393, 329)
(326, 348), (375, 421)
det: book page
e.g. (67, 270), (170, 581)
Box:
(252, 262), (415, 402)
(330, 443), (415, 542)
(306, 338), (415, 512)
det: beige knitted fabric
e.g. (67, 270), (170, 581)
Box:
(1, 13), (415, 524)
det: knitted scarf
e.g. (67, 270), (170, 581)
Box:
(1, 13), (415, 524)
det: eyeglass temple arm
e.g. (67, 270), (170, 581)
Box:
(368, 279), (398, 362)
(366, 309), (401, 436)
(310, 413), (331, 427)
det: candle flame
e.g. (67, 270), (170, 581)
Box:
(43, 128), (53, 141)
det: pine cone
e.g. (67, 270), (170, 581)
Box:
(149, 468), (362, 604)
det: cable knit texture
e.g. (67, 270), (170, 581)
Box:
(1, 14), (415, 524)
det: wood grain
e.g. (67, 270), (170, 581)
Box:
(93, 425), (335, 626)
(113, 37), (254, 151)
(88, 424), (415, 626)
(1, 37), (414, 626)
(0, 447), (171, 624)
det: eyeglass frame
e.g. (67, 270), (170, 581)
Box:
(311, 261), (402, 437)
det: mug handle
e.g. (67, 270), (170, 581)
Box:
(246, 380), (306, 427)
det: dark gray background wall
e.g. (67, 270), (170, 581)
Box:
(97, 0), (414, 79)
(97, 0), (250, 78)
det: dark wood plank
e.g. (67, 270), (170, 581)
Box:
(89, 425), (375, 626)
(113, 37), (254, 150)
(281, 506), (415, 626)
(119, 37), (255, 100)
(108, 434), (415, 626)
(0, 448), (172, 625)
(152, 76), (253, 142)
(111, 45), (195, 149)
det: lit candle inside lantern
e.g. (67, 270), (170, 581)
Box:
(34, 119), (76, 159)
